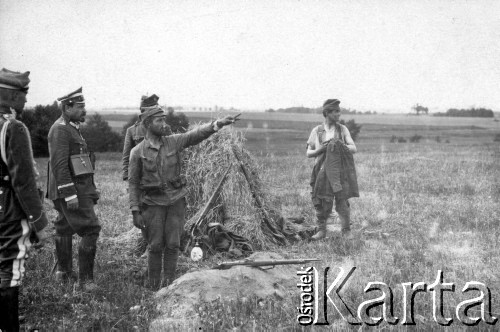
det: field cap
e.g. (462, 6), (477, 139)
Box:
(57, 87), (85, 106)
(139, 95), (148, 111)
(0, 68), (30, 92)
(140, 107), (165, 122)
(323, 99), (341, 110)
(140, 94), (159, 109)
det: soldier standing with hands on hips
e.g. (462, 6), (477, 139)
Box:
(128, 95), (240, 289)
(47, 87), (101, 291)
(0, 68), (49, 332)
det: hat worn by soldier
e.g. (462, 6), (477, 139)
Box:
(0, 68), (30, 92)
(57, 87), (85, 106)
(140, 94), (164, 122)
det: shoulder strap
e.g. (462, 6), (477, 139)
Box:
(316, 124), (325, 144)
(0, 117), (11, 165)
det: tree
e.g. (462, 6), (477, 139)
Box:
(81, 113), (122, 152)
(21, 102), (61, 157)
(411, 104), (429, 115)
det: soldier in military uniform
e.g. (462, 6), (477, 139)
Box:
(0, 68), (48, 331)
(128, 95), (239, 289)
(123, 95), (168, 257)
(122, 95), (149, 181)
(47, 87), (100, 290)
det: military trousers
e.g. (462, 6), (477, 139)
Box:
(142, 198), (186, 287)
(53, 197), (101, 237)
(0, 219), (32, 289)
(142, 198), (186, 253)
(314, 197), (351, 232)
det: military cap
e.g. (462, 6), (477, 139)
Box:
(140, 107), (165, 122)
(0, 68), (30, 92)
(139, 95), (148, 111)
(57, 87), (85, 106)
(140, 94), (159, 108)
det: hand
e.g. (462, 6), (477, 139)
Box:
(67, 197), (79, 210)
(31, 228), (51, 249)
(316, 144), (327, 155)
(35, 228), (50, 245)
(217, 113), (241, 127)
(132, 211), (145, 230)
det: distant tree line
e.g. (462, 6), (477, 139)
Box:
(433, 108), (494, 118)
(20, 104), (189, 157)
(265, 106), (376, 115)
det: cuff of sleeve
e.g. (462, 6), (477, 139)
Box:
(212, 121), (221, 132)
(58, 183), (77, 197)
(131, 205), (140, 211)
(30, 212), (48, 232)
(65, 195), (77, 202)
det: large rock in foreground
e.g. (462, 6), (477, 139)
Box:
(150, 252), (298, 331)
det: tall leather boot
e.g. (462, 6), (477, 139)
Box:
(162, 248), (178, 287)
(148, 250), (162, 290)
(78, 235), (98, 290)
(311, 221), (327, 241)
(0, 287), (20, 332)
(54, 236), (75, 282)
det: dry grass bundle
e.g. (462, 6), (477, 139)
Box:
(182, 124), (288, 250)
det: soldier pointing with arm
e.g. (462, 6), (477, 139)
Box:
(128, 95), (239, 289)
(0, 68), (48, 332)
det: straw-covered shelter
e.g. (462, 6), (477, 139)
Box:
(181, 125), (301, 252)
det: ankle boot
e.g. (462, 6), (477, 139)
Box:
(311, 222), (327, 240)
(148, 251), (162, 290)
(54, 236), (75, 282)
(162, 248), (179, 286)
(0, 287), (20, 332)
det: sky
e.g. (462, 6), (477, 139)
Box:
(1, 0), (499, 112)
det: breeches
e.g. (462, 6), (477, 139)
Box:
(142, 199), (186, 253)
(0, 219), (32, 288)
(53, 198), (101, 237)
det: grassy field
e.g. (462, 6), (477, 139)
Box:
(20, 112), (500, 330)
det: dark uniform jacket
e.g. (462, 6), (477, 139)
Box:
(47, 115), (98, 201)
(0, 114), (47, 231)
(122, 121), (146, 181)
(129, 123), (216, 211)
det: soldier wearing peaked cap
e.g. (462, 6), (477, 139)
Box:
(128, 94), (240, 289)
(0, 68), (49, 331)
(47, 87), (101, 291)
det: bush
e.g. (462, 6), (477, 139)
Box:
(340, 119), (362, 141)
(21, 102), (61, 157)
(398, 137), (407, 143)
(409, 134), (423, 143)
(81, 113), (122, 152)
(494, 134), (500, 142)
